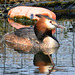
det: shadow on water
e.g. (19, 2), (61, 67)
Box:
(0, 18), (75, 75)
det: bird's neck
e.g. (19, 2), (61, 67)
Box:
(34, 25), (52, 42)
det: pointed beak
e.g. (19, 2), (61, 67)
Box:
(35, 14), (65, 29)
(52, 23), (65, 29)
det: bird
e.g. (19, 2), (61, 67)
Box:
(3, 14), (65, 70)
(33, 51), (54, 74)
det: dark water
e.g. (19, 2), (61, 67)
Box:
(0, 19), (75, 75)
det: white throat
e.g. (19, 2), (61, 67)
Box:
(45, 20), (55, 29)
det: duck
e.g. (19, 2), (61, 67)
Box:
(3, 14), (65, 67)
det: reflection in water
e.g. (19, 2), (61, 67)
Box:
(3, 16), (61, 73)
(33, 51), (55, 74)
(0, 18), (75, 75)
(3, 35), (58, 74)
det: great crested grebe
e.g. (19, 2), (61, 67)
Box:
(4, 14), (65, 52)
(3, 14), (65, 67)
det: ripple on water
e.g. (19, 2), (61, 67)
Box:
(0, 26), (75, 75)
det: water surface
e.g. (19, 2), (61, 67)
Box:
(0, 19), (75, 75)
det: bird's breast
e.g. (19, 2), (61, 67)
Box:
(40, 36), (59, 49)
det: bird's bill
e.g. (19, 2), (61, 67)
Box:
(35, 14), (65, 29)
(52, 24), (65, 29)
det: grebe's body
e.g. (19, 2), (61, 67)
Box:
(3, 14), (65, 54)
(3, 14), (65, 73)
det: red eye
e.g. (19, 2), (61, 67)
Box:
(50, 21), (52, 23)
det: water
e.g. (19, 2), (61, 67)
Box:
(0, 18), (75, 75)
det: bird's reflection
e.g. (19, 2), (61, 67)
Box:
(33, 51), (56, 74)
(3, 35), (59, 74)
(2, 14), (65, 74)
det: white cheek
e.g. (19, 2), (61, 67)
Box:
(50, 24), (55, 29)
(46, 20), (55, 29)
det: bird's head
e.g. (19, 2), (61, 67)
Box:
(35, 14), (65, 30)
(34, 14), (65, 41)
